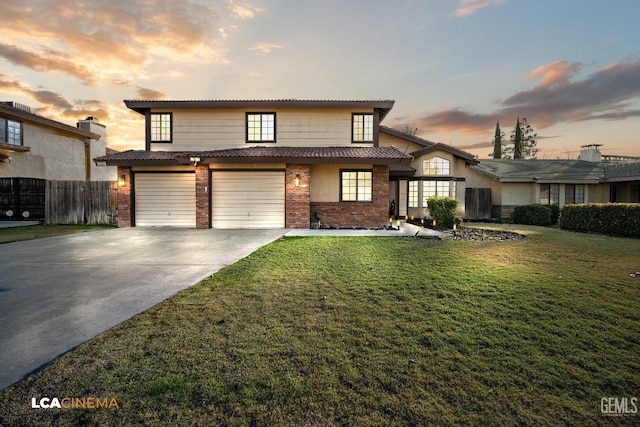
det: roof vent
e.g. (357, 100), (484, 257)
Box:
(1, 102), (32, 113)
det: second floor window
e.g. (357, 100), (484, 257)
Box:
(150, 113), (172, 142)
(0, 118), (22, 146)
(352, 113), (373, 142)
(247, 113), (275, 142)
(423, 157), (450, 175)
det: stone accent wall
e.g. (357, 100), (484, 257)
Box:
(285, 164), (311, 228)
(311, 165), (389, 228)
(116, 166), (132, 227)
(195, 164), (210, 229)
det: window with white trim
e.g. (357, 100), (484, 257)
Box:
(341, 170), (372, 202)
(150, 113), (172, 142)
(0, 118), (22, 145)
(247, 113), (275, 142)
(352, 113), (373, 142)
(423, 156), (450, 175)
(422, 180), (452, 206)
(408, 181), (419, 208)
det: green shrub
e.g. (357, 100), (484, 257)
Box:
(426, 197), (460, 229)
(560, 203), (640, 237)
(513, 204), (553, 226)
(548, 204), (560, 225)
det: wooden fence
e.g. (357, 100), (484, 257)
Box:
(465, 187), (492, 220)
(45, 181), (117, 225)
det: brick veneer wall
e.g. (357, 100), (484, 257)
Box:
(195, 165), (210, 229)
(285, 164), (310, 228)
(311, 165), (389, 229)
(196, 164), (211, 228)
(116, 166), (132, 227)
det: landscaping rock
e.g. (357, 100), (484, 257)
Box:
(442, 227), (526, 242)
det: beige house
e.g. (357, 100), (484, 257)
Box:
(465, 145), (640, 219)
(98, 99), (410, 229)
(1, 102), (116, 222)
(0, 102), (114, 181)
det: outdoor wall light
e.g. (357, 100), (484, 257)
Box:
(118, 174), (126, 187)
(190, 156), (200, 166)
(294, 174), (301, 187)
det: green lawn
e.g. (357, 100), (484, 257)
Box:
(1, 224), (638, 426)
(0, 224), (115, 244)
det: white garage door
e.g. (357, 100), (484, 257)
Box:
(213, 171), (285, 229)
(135, 173), (196, 227)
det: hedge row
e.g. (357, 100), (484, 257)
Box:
(560, 203), (640, 237)
(513, 204), (560, 226)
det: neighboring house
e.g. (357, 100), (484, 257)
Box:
(466, 145), (640, 218)
(97, 99), (411, 229)
(0, 102), (116, 221)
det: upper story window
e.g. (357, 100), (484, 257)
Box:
(150, 113), (172, 142)
(341, 170), (372, 202)
(0, 118), (22, 146)
(423, 156), (450, 175)
(247, 113), (275, 142)
(352, 113), (373, 142)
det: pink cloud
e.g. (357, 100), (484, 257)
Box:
(454, 0), (507, 17)
(526, 61), (582, 87)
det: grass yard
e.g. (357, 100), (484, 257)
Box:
(1, 224), (638, 426)
(0, 224), (115, 244)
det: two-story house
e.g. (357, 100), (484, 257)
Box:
(1, 102), (115, 222)
(97, 99), (415, 229)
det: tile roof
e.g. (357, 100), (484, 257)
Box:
(95, 146), (412, 166)
(472, 159), (606, 182)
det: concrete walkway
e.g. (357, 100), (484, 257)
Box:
(0, 227), (286, 390)
(285, 221), (446, 237)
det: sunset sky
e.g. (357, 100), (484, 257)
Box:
(1, 0), (639, 159)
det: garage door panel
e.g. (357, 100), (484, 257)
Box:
(135, 173), (196, 227)
(212, 171), (284, 229)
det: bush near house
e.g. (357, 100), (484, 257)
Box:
(426, 196), (460, 229)
(513, 204), (556, 226)
(560, 203), (640, 237)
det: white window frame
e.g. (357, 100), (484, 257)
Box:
(423, 156), (450, 175)
(408, 181), (419, 208)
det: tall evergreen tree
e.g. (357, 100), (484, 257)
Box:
(492, 121), (503, 159)
(513, 117), (523, 159)
(507, 117), (538, 159)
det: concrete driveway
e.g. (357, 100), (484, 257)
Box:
(0, 227), (285, 390)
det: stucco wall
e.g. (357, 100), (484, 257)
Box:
(0, 123), (86, 180)
(309, 163), (372, 203)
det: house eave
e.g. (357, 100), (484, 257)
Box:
(125, 99), (395, 121)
